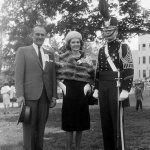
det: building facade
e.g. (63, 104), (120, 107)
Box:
(132, 34), (150, 81)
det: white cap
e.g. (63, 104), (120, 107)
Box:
(65, 31), (82, 43)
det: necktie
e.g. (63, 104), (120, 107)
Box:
(38, 46), (43, 67)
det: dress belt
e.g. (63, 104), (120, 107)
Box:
(99, 71), (122, 81)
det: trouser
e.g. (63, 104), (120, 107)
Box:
(136, 99), (142, 111)
(99, 81), (125, 150)
(23, 87), (50, 150)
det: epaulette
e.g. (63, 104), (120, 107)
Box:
(119, 43), (133, 69)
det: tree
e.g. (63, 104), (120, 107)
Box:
(118, 0), (150, 39)
(0, 0), (46, 83)
(0, 0), (150, 82)
(2, 0), (150, 46)
(39, 0), (150, 40)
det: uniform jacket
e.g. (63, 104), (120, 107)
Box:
(95, 40), (134, 107)
(15, 45), (57, 102)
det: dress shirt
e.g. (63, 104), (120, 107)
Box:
(33, 43), (48, 69)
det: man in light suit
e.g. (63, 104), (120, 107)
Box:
(15, 25), (57, 150)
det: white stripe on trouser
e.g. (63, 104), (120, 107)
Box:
(120, 103), (125, 150)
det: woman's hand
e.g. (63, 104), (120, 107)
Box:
(93, 89), (98, 99)
(58, 81), (66, 95)
(84, 83), (91, 96)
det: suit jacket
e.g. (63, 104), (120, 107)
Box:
(15, 45), (57, 102)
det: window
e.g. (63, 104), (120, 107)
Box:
(143, 70), (146, 78)
(142, 44), (146, 47)
(139, 70), (140, 78)
(143, 56), (146, 64)
(142, 44), (146, 50)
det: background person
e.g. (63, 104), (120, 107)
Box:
(135, 83), (143, 111)
(1, 82), (11, 114)
(57, 31), (94, 150)
(15, 25), (57, 150)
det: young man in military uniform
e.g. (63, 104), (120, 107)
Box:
(93, 17), (134, 150)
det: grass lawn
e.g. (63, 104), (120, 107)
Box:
(0, 91), (150, 150)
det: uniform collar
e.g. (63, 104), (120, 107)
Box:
(108, 39), (118, 45)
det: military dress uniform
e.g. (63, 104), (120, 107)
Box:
(95, 39), (134, 150)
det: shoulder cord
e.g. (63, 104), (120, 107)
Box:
(119, 43), (134, 69)
(104, 43), (117, 71)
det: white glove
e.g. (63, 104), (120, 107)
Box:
(84, 83), (91, 95)
(58, 81), (66, 95)
(119, 90), (129, 101)
(93, 89), (99, 98)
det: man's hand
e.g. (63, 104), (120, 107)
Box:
(58, 81), (66, 95)
(17, 96), (25, 107)
(84, 83), (91, 96)
(93, 89), (98, 99)
(119, 90), (129, 101)
(49, 97), (57, 108)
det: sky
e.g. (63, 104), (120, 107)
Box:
(0, 0), (3, 8)
(140, 0), (150, 9)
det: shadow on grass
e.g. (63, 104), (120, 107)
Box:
(43, 108), (103, 150)
(44, 131), (102, 150)
(44, 107), (150, 150)
(1, 105), (150, 150)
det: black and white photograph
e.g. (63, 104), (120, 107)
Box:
(0, 0), (150, 150)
